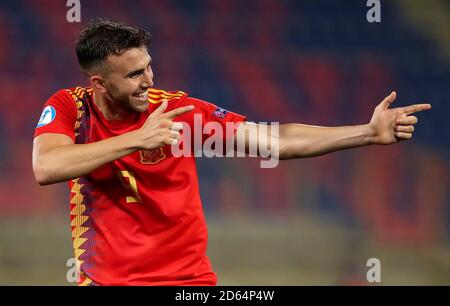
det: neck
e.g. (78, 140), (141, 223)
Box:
(93, 90), (131, 121)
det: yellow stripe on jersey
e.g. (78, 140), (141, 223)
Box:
(70, 178), (92, 285)
(70, 179), (89, 240)
(66, 87), (91, 139)
(148, 88), (186, 104)
(69, 87), (90, 101)
(65, 90), (93, 278)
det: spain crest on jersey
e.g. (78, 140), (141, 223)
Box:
(140, 148), (166, 164)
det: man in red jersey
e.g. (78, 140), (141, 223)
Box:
(32, 20), (430, 286)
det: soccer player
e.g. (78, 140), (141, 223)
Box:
(32, 20), (430, 286)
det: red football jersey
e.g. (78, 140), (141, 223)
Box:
(34, 87), (246, 286)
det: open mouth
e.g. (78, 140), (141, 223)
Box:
(133, 91), (148, 102)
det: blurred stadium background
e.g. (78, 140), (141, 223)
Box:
(0, 0), (449, 285)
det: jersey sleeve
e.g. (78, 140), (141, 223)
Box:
(172, 96), (247, 153)
(34, 89), (78, 142)
(177, 96), (246, 133)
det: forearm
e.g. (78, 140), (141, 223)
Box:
(34, 131), (141, 185)
(278, 123), (375, 159)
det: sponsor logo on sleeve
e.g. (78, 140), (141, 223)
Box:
(213, 107), (228, 119)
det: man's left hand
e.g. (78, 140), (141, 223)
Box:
(368, 91), (431, 145)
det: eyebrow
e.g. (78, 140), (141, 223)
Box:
(125, 57), (152, 78)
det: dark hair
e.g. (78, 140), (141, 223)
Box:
(76, 19), (151, 73)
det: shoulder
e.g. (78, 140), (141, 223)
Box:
(44, 86), (92, 120)
(48, 86), (92, 105)
(64, 86), (93, 104)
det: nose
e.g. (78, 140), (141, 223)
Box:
(141, 67), (154, 88)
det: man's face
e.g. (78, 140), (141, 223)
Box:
(97, 46), (154, 113)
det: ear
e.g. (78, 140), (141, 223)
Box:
(90, 74), (107, 93)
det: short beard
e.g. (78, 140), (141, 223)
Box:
(105, 85), (137, 113)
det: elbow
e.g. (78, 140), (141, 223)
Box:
(36, 178), (52, 187)
(33, 167), (50, 186)
(33, 161), (55, 186)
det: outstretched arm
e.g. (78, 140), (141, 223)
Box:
(235, 91), (431, 160)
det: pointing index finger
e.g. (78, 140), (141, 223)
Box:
(400, 103), (431, 115)
(162, 105), (195, 119)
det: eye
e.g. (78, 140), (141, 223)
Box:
(130, 71), (143, 78)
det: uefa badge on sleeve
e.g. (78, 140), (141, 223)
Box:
(213, 107), (228, 119)
(37, 105), (56, 127)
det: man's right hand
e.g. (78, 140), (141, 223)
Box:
(134, 99), (194, 150)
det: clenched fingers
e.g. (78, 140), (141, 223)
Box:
(171, 122), (184, 132)
(397, 116), (418, 125)
(168, 130), (181, 145)
(396, 125), (414, 133)
(158, 130), (181, 146)
(395, 132), (412, 140)
(170, 130), (181, 139)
